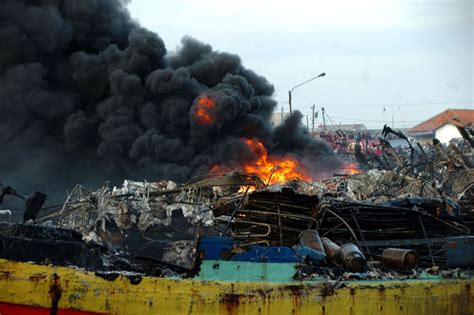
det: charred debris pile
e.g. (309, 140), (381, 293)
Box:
(1, 0), (472, 282)
(1, 136), (473, 281)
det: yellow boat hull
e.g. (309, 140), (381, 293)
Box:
(0, 259), (472, 314)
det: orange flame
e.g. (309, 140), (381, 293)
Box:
(241, 139), (312, 184)
(340, 163), (361, 175)
(238, 185), (256, 193)
(193, 95), (215, 125)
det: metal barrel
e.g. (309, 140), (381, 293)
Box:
(299, 230), (325, 253)
(339, 243), (367, 272)
(321, 237), (342, 263)
(381, 248), (418, 269)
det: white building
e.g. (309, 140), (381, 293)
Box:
(270, 112), (291, 128)
(407, 109), (474, 144)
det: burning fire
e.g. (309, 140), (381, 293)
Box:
(238, 185), (256, 193)
(241, 139), (312, 184)
(340, 163), (361, 175)
(193, 95), (215, 125)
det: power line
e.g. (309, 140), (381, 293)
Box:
(299, 101), (472, 127)
(323, 111), (339, 127)
(318, 100), (473, 108)
(281, 100), (473, 113)
(328, 116), (421, 123)
(320, 108), (420, 128)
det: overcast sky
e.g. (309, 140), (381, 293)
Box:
(128, 0), (473, 129)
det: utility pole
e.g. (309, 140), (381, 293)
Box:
(311, 104), (316, 134)
(322, 107), (326, 128)
(281, 106), (284, 124)
(288, 91), (292, 114)
(391, 114), (394, 128)
(306, 115), (309, 131)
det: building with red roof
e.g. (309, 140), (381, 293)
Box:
(407, 109), (474, 144)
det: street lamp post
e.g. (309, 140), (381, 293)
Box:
(288, 72), (325, 114)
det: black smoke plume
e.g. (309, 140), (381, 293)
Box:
(0, 0), (340, 207)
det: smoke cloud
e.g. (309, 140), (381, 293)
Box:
(0, 0), (340, 206)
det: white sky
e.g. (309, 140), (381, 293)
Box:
(128, 0), (473, 129)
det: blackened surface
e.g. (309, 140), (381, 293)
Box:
(0, 223), (173, 276)
(23, 192), (47, 222)
(0, 222), (82, 241)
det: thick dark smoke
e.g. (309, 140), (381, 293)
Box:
(0, 0), (340, 209)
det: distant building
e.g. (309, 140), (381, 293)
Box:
(271, 112), (290, 127)
(317, 124), (367, 133)
(408, 109), (474, 144)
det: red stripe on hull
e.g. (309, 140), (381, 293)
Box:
(0, 302), (105, 315)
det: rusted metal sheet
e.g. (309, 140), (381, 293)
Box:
(446, 237), (474, 268)
(0, 259), (473, 315)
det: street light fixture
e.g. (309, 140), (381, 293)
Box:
(288, 72), (325, 114)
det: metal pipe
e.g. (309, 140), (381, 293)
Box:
(418, 215), (436, 267)
(349, 209), (371, 255)
(221, 187), (250, 235)
(276, 196), (283, 247)
(339, 243), (367, 272)
(299, 230), (325, 253)
(381, 248), (418, 269)
(321, 237), (342, 264)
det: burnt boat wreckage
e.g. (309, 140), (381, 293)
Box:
(1, 128), (474, 281)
